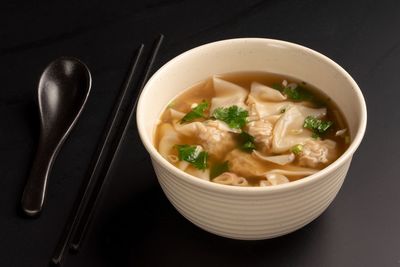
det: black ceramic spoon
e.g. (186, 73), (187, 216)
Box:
(21, 57), (92, 217)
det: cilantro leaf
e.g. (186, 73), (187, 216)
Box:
(303, 116), (333, 137)
(274, 81), (325, 106)
(210, 161), (230, 179)
(176, 144), (197, 161)
(271, 83), (284, 91)
(180, 100), (209, 123)
(237, 131), (256, 152)
(212, 105), (248, 129)
(283, 85), (313, 101)
(175, 144), (208, 170)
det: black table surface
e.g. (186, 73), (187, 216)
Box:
(1, 0), (399, 266)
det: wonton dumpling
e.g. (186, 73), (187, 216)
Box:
(251, 82), (287, 101)
(247, 94), (289, 119)
(246, 83), (291, 119)
(213, 172), (248, 186)
(298, 139), (337, 168)
(158, 123), (181, 160)
(210, 77), (248, 112)
(224, 149), (267, 177)
(174, 121), (207, 135)
(174, 120), (236, 159)
(271, 105), (327, 153)
(246, 118), (273, 152)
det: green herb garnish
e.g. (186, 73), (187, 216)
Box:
(312, 133), (320, 139)
(210, 161), (230, 179)
(175, 144), (208, 170)
(271, 83), (284, 91)
(291, 144), (303, 155)
(303, 116), (333, 137)
(283, 85), (313, 101)
(180, 100), (209, 123)
(212, 105), (248, 129)
(273, 82), (314, 102)
(238, 131), (256, 152)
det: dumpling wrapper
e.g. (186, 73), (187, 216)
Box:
(259, 180), (272, 187)
(271, 105), (327, 153)
(169, 108), (186, 121)
(158, 123), (181, 159)
(265, 166), (318, 177)
(265, 173), (290, 185)
(174, 120), (240, 136)
(210, 77), (248, 113)
(247, 82), (291, 118)
(174, 121), (208, 136)
(174, 120), (237, 159)
(252, 150), (295, 165)
(212, 172), (248, 186)
(186, 167), (210, 181)
(251, 82), (287, 102)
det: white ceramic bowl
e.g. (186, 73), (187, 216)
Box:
(137, 38), (367, 240)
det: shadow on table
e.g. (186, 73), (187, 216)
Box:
(91, 184), (331, 267)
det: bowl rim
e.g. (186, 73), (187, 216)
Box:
(136, 37), (367, 195)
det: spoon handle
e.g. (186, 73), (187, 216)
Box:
(21, 136), (59, 216)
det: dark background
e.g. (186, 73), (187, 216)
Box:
(1, 0), (399, 266)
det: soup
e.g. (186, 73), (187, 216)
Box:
(154, 72), (349, 187)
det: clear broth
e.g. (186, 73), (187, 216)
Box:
(155, 72), (350, 186)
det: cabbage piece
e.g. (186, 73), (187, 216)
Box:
(210, 77), (248, 113)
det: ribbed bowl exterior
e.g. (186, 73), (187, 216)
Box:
(152, 158), (351, 240)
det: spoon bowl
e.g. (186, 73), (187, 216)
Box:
(21, 57), (92, 216)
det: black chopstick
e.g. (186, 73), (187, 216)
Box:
(69, 34), (164, 251)
(51, 43), (145, 266)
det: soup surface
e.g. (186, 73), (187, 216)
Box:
(155, 72), (349, 187)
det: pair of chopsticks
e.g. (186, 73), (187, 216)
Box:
(51, 34), (164, 266)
